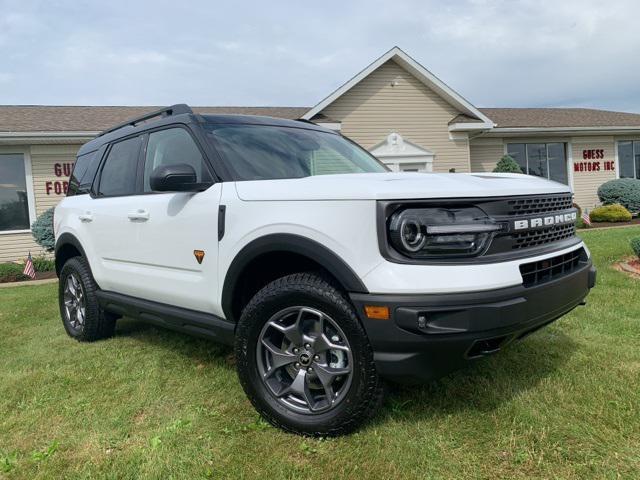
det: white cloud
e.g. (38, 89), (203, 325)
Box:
(0, 0), (638, 111)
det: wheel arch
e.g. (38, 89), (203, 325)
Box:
(54, 232), (88, 277)
(221, 234), (368, 323)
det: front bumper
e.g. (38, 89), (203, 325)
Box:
(350, 259), (596, 383)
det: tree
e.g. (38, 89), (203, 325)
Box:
(31, 207), (55, 252)
(493, 155), (523, 173)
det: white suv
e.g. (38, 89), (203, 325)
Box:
(54, 104), (596, 436)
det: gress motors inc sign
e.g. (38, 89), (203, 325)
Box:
(574, 149), (615, 173)
(45, 162), (74, 195)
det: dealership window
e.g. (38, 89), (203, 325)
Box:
(507, 143), (568, 184)
(617, 141), (640, 179)
(0, 154), (32, 232)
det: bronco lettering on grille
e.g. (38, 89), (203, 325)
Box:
(513, 211), (577, 231)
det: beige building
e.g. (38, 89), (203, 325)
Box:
(2, 47), (640, 262)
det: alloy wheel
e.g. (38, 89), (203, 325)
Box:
(63, 273), (86, 330)
(256, 306), (353, 414)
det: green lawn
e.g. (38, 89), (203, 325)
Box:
(1, 228), (639, 480)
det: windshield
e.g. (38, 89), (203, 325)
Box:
(205, 124), (388, 181)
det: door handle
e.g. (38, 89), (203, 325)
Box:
(78, 212), (93, 223)
(127, 209), (150, 221)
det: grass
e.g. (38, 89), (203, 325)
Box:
(1, 228), (639, 479)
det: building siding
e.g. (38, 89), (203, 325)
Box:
(470, 138), (504, 172)
(321, 59), (470, 173)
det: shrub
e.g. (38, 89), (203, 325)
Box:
(31, 208), (55, 252)
(0, 263), (29, 283)
(493, 155), (523, 173)
(597, 178), (640, 213)
(32, 255), (55, 272)
(589, 203), (632, 223)
(631, 237), (640, 259)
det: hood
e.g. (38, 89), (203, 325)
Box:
(234, 172), (571, 201)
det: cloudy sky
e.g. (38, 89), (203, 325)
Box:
(1, 0), (639, 112)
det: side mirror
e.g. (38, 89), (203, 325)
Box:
(150, 163), (202, 192)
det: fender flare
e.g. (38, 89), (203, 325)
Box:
(221, 233), (368, 321)
(54, 232), (88, 275)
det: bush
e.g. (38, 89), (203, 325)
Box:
(0, 263), (29, 283)
(493, 155), (523, 173)
(631, 237), (640, 259)
(31, 208), (55, 252)
(597, 178), (640, 213)
(32, 255), (55, 272)
(589, 203), (632, 223)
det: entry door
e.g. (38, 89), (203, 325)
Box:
(123, 127), (220, 314)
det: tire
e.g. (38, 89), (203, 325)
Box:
(58, 256), (118, 342)
(235, 272), (384, 436)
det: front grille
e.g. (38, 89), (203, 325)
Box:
(519, 248), (586, 287)
(506, 194), (573, 216)
(512, 223), (576, 250)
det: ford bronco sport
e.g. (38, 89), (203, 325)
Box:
(55, 104), (596, 436)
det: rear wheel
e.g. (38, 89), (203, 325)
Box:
(58, 256), (118, 342)
(235, 273), (383, 436)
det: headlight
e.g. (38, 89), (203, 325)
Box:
(388, 206), (503, 258)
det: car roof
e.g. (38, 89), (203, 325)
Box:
(77, 110), (336, 157)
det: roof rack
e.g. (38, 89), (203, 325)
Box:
(98, 104), (193, 137)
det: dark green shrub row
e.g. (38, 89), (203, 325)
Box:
(0, 263), (29, 283)
(589, 204), (632, 222)
(32, 256), (55, 272)
(597, 179), (640, 213)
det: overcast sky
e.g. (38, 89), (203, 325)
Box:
(1, 0), (639, 112)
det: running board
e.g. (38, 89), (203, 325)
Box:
(96, 290), (235, 345)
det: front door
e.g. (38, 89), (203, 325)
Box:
(124, 126), (220, 314)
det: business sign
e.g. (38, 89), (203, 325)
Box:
(45, 162), (74, 195)
(574, 149), (614, 173)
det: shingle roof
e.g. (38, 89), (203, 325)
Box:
(0, 106), (310, 132)
(479, 107), (640, 128)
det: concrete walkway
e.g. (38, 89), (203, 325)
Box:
(0, 278), (58, 289)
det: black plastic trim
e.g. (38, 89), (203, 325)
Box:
(218, 205), (226, 241)
(96, 290), (235, 345)
(54, 232), (88, 276)
(221, 233), (368, 321)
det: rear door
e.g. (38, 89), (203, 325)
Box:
(120, 126), (221, 314)
(87, 134), (145, 292)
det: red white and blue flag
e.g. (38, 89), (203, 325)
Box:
(23, 252), (36, 279)
(582, 209), (592, 227)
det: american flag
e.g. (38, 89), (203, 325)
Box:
(23, 252), (36, 279)
(582, 209), (592, 227)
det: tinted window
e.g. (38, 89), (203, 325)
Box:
(507, 142), (568, 184)
(506, 144), (527, 174)
(98, 136), (142, 196)
(0, 154), (30, 231)
(68, 150), (96, 196)
(205, 124), (387, 181)
(143, 128), (212, 192)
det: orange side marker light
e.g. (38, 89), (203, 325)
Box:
(364, 305), (390, 320)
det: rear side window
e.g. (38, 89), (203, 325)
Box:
(143, 128), (212, 192)
(98, 136), (142, 196)
(68, 148), (101, 196)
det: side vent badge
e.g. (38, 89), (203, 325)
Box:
(194, 250), (205, 264)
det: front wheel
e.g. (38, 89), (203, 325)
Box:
(235, 273), (383, 436)
(58, 256), (118, 342)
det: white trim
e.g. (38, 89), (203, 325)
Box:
(0, 131), (99, 138)
(615, 140), (620, 179)
(23, 149), (37, 226)
(489, 126), (640, 136)
(302, 47), (495, 125)
(0, 148), (37, 234)
(0, 229), (31, 235)
(448, 122), (493, 131)
(567, 141), (574, 193)
(315, 122), (341, 132)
